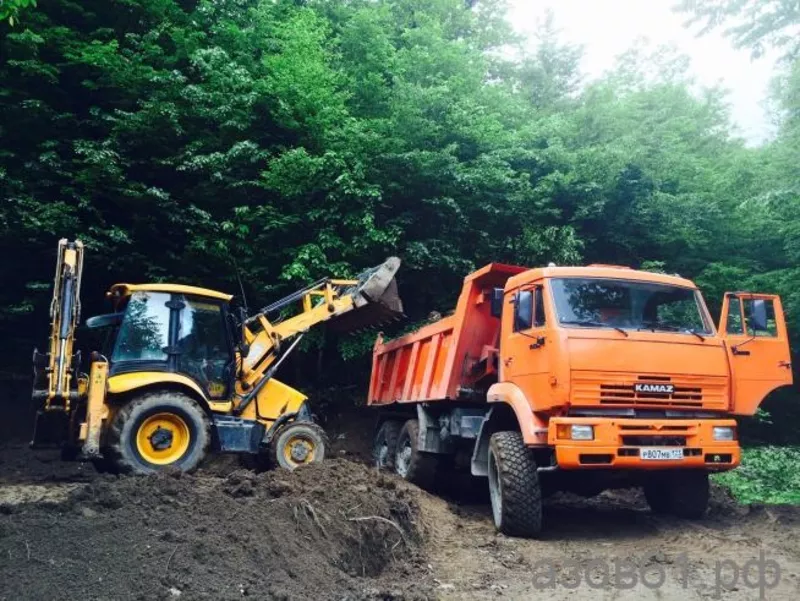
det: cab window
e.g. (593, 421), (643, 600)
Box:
(744, 298), (778, 337)
(533, 287), (546, 327)
(177, 297), (232, 398)
(726, 299), (744, 334)
(112, 292), (170, 363)
(514, 290), (533, 331)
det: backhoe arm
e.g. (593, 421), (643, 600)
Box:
(236, 258), (402, 398)
(32, 239), (85, 410)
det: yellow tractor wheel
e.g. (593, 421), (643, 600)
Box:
(271, 422), (328, 471)
(105, 391), (210, 474)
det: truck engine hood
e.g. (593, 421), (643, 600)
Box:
(566, 334), (730, 411)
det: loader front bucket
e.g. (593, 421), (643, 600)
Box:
(330, 257), (404, 333)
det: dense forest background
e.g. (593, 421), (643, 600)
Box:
(1, 0), (798, 439)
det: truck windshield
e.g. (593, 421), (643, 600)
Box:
(550, 278), (712, 335)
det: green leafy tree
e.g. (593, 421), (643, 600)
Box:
(677, 0), (800, 60)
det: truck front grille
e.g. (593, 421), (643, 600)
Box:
(572, 371), (728, 410)
(600, 376), (702, 406)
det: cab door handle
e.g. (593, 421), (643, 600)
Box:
(779, 361), (792, 369)
(504, 357), (513, 366)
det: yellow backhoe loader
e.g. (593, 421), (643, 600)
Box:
(31, 239), (402, 474)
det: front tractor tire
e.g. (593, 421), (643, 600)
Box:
(106, 391), (211, 474)
(271, 422), (328, 471)
(487, 431), (543, 537)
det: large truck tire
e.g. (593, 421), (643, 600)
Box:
(487, 431), (543, 537)
(669, 470), (710, 519)
(643, 478), (671, 514)
(395, 419), (437, 489)
(271, 422), (327, 471)
(373, 420), (402, 470)
(105, 391), (211, 474)
(643, 471), (709, 519)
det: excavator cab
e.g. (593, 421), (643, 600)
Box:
(31, 240), (403, 474)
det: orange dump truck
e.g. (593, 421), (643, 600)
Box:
(368, 263), (793, 536)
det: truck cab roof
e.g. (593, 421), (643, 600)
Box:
(505, 264), (698, 291)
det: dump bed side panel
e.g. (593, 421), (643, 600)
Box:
(368, 263), (526, 405)
(369, 318), (455, 404)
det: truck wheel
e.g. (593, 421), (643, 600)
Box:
(487, 431), (542, 537)
(643, 478), (671, 514)
(669, 470), (709, 519)
(106, 391), (211, 474)
(373, 420), (402, 470)
(272, 422), (327, 471)
(395, 419), (437, 489)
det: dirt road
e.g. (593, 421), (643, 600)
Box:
(424, 487), (800, 600)
(2, 415), (799, 600)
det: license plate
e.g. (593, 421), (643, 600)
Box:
(639, 448), (684, 461)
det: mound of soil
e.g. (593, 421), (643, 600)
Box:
(0, 456), (433, 601)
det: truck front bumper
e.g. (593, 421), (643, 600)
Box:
(548, 417), (740, 470)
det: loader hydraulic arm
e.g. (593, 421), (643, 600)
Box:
(32, 239), (85, 410)
(235, 259), (402, 399)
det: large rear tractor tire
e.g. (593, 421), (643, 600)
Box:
(487, 431), (543, 537)
(373, 420), (402, 470)
(271, 422), (328, 471)
(394, 419), (438, 489)
(106, 391), (211, 474)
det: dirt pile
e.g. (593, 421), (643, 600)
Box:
(0, 450), (433, 601)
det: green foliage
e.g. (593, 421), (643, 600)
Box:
(0, 0), (36, 25)
(714, 447), (800, 504)
(0, 0), (798, 414)
(677, 0), (800, 60)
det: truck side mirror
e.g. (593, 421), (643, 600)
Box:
(748, 299), (769, 333)
(490, 288), (503, 318)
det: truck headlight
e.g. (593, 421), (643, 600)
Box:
(713, 426), (735, 441)
(570, 425), (594, 441)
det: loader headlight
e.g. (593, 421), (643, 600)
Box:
(569, 425), (594, 440)
(713, 426), (736, 441)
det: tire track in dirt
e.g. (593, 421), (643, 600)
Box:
(421, 488), (800, 600)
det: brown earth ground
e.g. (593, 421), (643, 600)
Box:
(1, 404), (799, 600)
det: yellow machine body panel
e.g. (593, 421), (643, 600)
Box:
(237, 379), (308, 426)
(107, 372), (233, 413)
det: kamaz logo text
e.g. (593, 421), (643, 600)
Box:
(634, 383), (675, 394)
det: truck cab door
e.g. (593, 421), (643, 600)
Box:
(719, 293), (793, 415)
(501, 285), (550, 395)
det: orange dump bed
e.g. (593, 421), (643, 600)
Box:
(368, 263), (526, 405)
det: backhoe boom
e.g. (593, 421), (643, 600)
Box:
(32, 239), (85, 411)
